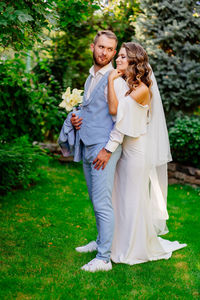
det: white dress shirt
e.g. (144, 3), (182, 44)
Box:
(87, 62), (124, 152)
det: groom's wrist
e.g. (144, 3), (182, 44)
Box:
(104, 148), (112, 154)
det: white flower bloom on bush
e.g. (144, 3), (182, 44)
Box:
(59, 87), (83, 112)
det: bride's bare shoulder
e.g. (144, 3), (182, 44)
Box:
(130, 82), (150, 106)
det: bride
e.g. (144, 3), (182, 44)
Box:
(108, 42), (186, 265)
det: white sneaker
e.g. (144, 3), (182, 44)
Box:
(81, 258), (112, 272)
(75, 241), (98, 253)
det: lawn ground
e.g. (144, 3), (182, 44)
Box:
(0, 161), (199, 299)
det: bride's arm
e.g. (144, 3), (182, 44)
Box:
(129, 82), (150, 106)
(107, 70), (123, 115)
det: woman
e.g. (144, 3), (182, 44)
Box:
(108, 42), (186, 265)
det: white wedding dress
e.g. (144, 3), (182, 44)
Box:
(111, 74), (186, 265)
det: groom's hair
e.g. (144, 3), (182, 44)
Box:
(94, 30), (118, 46)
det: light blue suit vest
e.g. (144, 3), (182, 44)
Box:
(79, 71), (114, 146)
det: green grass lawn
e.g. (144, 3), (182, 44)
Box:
(0, 161), (199, 300)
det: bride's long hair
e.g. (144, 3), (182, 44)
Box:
(122, 42), (152, 97)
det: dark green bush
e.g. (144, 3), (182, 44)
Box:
(0, 57), (66, 142)
(169, 115), (200, 168)
(0, 136), (49, 194)
(0, 58), (41, 141)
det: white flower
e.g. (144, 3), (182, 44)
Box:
(59, 87), (83, 112)
(62, 87), (71, 100)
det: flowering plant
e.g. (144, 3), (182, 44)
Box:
(59, 87), (83, 112)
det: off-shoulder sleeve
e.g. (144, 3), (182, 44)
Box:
(116, 95), (149, 137)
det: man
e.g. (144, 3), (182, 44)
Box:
(71, 31), (124, 272)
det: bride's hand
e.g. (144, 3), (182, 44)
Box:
(108, 69), (123, 82)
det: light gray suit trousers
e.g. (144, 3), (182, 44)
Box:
(82, 143), (122, 261)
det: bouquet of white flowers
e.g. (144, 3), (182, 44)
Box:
(59, 87), (83, 112)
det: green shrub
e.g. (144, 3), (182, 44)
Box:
(0, 136), (49, 194)
(0, 57), (66, 142)
(0, 58), (43, 142)
(169, 115), (200, 168)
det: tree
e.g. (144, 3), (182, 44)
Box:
(135, 0), (200, 119)
(0, 0), (57, 51)
(96, 0), (140, 48)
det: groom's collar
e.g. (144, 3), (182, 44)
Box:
(89, 62), (113, 77)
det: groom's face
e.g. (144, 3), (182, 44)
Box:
(91, 35), (117, 67)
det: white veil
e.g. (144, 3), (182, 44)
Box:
(147, 70), (172, 235)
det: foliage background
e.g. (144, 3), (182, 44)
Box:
(0, 0), (57, 51)
(135, 0), (200, 121)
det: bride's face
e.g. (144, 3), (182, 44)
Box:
(116, 47), (129, 73)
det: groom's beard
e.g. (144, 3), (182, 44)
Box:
(93, 50), (112, 67)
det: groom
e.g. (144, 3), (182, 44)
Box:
(71, 31), (124, 272)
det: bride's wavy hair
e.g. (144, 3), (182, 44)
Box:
(122, 42), (152, 97)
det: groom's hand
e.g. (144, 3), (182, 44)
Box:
(93, 148), (112, 170)
(70, 113), (83, 130)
